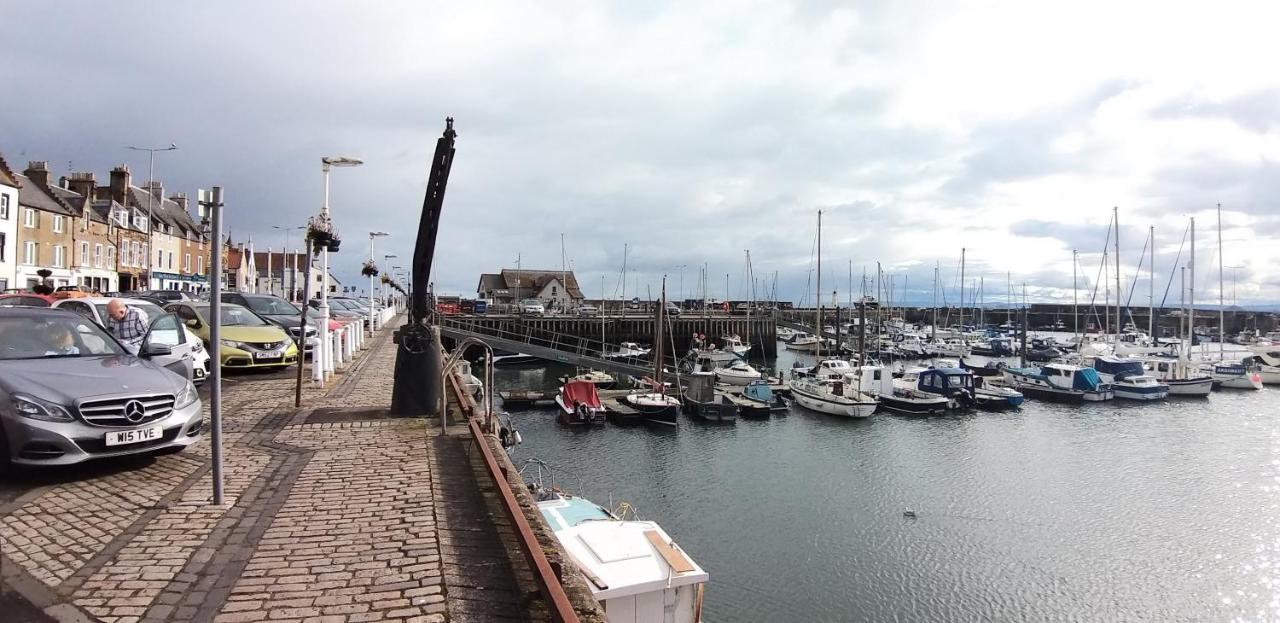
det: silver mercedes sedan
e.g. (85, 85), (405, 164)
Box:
(0, 307), (203, 470)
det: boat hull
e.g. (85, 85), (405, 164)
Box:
(790, 388), (876, 418)
(1112, 385), (1170, 401)
(683, 398), (737, 422)
(876, 394), (949, 415)
(1165, 378), (1213, 397)
(621, 394), (681, 426)
(784, 341), (820, 352)
(715, 371), (760, 386)
(1213, 374), (1264, 390)
(553, 395), (606, 425)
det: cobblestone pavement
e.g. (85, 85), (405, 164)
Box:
(1, 317), (549, 622)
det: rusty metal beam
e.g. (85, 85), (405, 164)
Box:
(465, 415), (581, 623)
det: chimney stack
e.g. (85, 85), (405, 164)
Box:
(24, 161), (51, 188)
(169, 192), (188, 213)
(109, 165), (131, 205)
(64, 171), (96, 199)
(146, 180), (164, 202)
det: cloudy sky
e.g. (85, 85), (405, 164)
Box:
(3, 1), (1277, 306)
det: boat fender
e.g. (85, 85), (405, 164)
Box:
(903, 508), (917, 518)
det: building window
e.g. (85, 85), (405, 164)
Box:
(0, 232), (5, 262)
(53, 245), (65, 268)
(80, 242), (89, 267)
(141, 243), (148, 267)
(94, 244), (103, 267)
(168, 251), (173, 270)
(53, 215), (64, 233)
(24, 208), (37, 228)
(197, 256), (204, 275)
(0, 194), (9, 219)
(107, 246), (116, 266)
(23, 241), (37, 265)
(184, 253), (191, 272)
(157, 249), (163, 269)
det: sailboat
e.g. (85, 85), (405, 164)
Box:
(787, 210), (878, 418)
(621, 278), (681, 425)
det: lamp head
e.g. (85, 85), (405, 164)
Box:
(322, 156), (364, 168)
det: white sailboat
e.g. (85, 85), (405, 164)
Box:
(787, 210), (878, 417)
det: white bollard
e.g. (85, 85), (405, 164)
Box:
(310, 336), (324, 385)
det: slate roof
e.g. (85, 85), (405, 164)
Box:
(127, 185), (203, 238)
(496, 269), (584, 298)
(477, 273), (506, 295)
(0, 152), (18, 188)
(14, 173), (77, 216)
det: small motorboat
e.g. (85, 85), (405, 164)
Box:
(554, 380), (607, 425)
(530, 482), (707, 623)
(720, 334), (752, 356)
(1201, 360), (1264, 390)
(1091, 356), (1169, 401)
(1003, 362), (1115, 402)
(603, 342), (652, 359)
(714, 360), (762, 386)
(559, 369), (616, 390)
(849, 365), (949, 415)
(960, 358), (1006, 377)
(972, 376), (1024, 410)
(1142, 357), (1214, 397)
(739, 379), (787, 416)
(776, 326), (799, 341)
(784, 332), (821, 352)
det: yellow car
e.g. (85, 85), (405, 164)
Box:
(166, 302), (299, 370)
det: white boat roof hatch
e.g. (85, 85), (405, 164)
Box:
(556, 520), (708, 601)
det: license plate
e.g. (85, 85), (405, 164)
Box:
(254, 350), (280, 360)
(105, 426), (163, 447)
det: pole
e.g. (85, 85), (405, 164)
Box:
(1072, 251), (1079, 342)
(1149, 226), (1155, 339)
(1190, 217), (1196, 356)
(295, 237), (313, 407)
(816, 210), (822, 360)
(1114, 207), (1121, 346)
(1217, 203), (1225, 359)
(145, 151), (154, 290)
(318, 165), (332, 381)
(368, 233), (377, 334)
(959, 247), (966, 328)
(207, 187), (225, 505)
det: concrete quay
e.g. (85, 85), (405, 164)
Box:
(0, 315), (603, 623)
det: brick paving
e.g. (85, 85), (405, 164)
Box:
(0, 316), (557, 622)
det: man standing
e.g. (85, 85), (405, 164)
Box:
(106, 298), (148, 355)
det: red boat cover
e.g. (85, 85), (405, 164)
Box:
(561, 380), (602, 409)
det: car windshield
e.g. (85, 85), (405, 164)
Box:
(194, 304), (270, 326)
(244, 297), (300, 315)
(0, 314), (126, 359)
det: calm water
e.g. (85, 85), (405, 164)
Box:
(500, 346), (1280, 622)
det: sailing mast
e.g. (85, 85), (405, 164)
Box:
(931, 263), (938, 341)
(1114, 206), (1121, 347)
(746, 250), (754, 354)
(1072, 251), (1079, 342)
(959, 248), (966, 329)
(654, 276), (667, 393)
(1190, 217), (1196, 359)
(600, 274), (606, 355)
(816, 210), (823, 360)
(1149, 226), (1155, 339)
(1217, 203), (1225, 359)
(620, 243), (628, 309)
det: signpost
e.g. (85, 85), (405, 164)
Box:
(198, 187), (225, 505)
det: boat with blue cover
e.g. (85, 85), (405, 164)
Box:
(899, 366), (978, 410)
(739, 379), (787, 416)
(1090, 356), (1169, 401)
(1002, 362), (1115, 402)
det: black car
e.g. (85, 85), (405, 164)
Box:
(221, 293), (317, 347)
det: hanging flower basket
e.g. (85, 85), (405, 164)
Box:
(380, 273), (391, 284)
(362, 261), (380, 278)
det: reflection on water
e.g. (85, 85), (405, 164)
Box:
(495, 344), (1280, 622)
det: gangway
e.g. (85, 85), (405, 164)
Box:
(436, 315), (669, 380)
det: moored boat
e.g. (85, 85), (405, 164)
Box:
(1002, 362), (1115, 402)
(1091, 356), (1169, 401)
(788, 375), (877, 418)
(848, 365), (949, 415)
(1201, 360), (1264, 390)
(714, 360), (762, 386)
(554, 379), (607, 425)
(682, 374), (736, 423)
(1142, 357), (1213, 397)
(739, 379), (787, 416)
(532, 486), (708, 622)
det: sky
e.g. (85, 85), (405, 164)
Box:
(2, 1), (1277, 307)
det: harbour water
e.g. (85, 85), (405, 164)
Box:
(501, 344), (1279, 622)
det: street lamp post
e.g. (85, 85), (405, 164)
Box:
(368, 231), (389, 333)
(383, 254), (397, 312)
(317, 156), (363, 381)
(273, 225), (305, 301)
(127, 143), (177, 290)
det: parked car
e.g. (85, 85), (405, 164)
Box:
(520, 299), (545, 316)
(51, 297), (211, 384)
(140, 290), (194, 303)
(52, 285), (98, 300)
(307, 299), (365, 324)
(0, 293), (55, 307)
(166, 302), (299, 371)
(577, 304), (598, 317)
(221, 293), (318, 351)
(0, 307), (203, 470)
